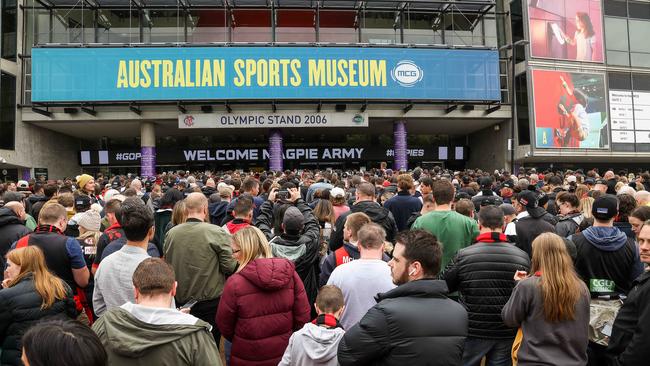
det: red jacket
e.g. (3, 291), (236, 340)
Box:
(216, 258), (310, 366)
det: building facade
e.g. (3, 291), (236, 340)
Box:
(0, 0), (647, 179)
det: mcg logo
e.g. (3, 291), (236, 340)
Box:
(391, 60), (423, 87)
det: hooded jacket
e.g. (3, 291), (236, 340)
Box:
(257, 200), (321, 307)
(0, 208), (30, 277)
(216, 258), (311, 366)
(329, 200), (398, 251)
(383, 190), (422, 231)
(209, 201), (228, 226)
(337, 279), (468, 366)
(279, 322), (345, 366)
(92, 302), (221, 366)
(571, 226), (643, 296)
(0, 275), (78, 366)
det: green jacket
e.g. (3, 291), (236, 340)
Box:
(92, 304), (222, 366)
(163, 219), (237, 303)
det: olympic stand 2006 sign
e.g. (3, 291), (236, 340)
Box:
(179, 112), (368, 129)
(31, 47), (500, 102)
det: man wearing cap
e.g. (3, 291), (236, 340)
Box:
(570, 194), (643, 364)
(509, 190), (555, 257)
(65, 194), (92, 238)
(595, 179), (609, 194)
(471, 177), (503, 212)
(606, 220), (650, 366)
(257, 187), (321, 315)
(499, 181), (515, 204)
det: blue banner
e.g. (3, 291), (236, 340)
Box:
(32, 47), (500, 102)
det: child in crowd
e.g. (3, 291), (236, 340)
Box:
(279, 285), (346, 366)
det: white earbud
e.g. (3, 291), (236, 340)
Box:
(408, 268), (416, 276)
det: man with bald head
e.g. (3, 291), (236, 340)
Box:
(163, 192), (237, 345)
(604, 170), (618, 195)
(329, 182), (398, 251)
(634, 191), (650, 207)
(0, 201), (31, 280)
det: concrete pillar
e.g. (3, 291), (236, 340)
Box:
(269, 129), (283, 172)
(393, 120), (408, 171)
(140, 122), (156, 178)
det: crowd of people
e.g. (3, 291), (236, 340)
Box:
(0, 166), (649, 366)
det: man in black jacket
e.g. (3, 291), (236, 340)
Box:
(0, 202), (31, 280)
(329, 182), (398, 251)
(555, 192), (584, 238)
(441, 206), (530, 366)
(338, 230), (468, 366)
(606, 221), (650, 366)
(513, 190), (555, 257)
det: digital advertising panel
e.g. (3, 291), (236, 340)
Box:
(527, 0), (604, 62)
(31, 47), (500, 102)
(532, 69), (609, 149)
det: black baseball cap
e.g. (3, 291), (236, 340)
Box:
(517, 190), (538, 209)
(584, 178), (595, 185)
(479, 177), (493, 189)
(592, 194), (618, 221)
(74, 195), (91, 210)
(595, 179), (608, 185)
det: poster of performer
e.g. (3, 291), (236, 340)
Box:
(532, 69), (609, 149)
(527, 0), (604, 62)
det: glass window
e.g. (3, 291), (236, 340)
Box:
(142, 10), (184, 43)
(608, 72), (632, 89)
(629, 1), (650, 19)
(629, 19), (650, 53)
(360, 10), (400, 44)
(607, 50), (631, 65)
(515, 73), (530, 145)
(187, 10), (227, 43)
(633, 73), (650, 91)
(276, 10), (315, 43)
(319, 10), (357, 43)
(50, 9), (95, 44)
(605, 17), (629, 51)
(96, 10), (140, 43)
(1, 0), (17, 60)
(604, 0), (628, 17)
(0, 72), (16, 150)
(403, 11), (443, 45)
(631, 52), (650, 67)
(231, 9), (271, 43)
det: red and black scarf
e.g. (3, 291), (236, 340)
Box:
(475, 232), (508, 243)
(312, 314), (343, 330)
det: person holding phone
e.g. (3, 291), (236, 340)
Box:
(92, 258), (222, 366)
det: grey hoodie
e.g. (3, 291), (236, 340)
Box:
(92, 302), (222, 366)
(279, 322), (345, 366)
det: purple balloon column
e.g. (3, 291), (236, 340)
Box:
(269, 129), (283, 172)
(21, 169), (31, 181)
(393, 121), (408, 171)
(141, 146), (156, 178)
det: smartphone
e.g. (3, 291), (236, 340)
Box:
(181, 299), (198, 310)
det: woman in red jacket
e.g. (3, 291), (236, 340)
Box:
(217, 226), (311, 366)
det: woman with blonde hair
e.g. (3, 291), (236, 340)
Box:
(502, 232), (590, 366)
(0, 246), (77, 366)
(581, 196), (595, 219)
(217, 226), (310, 366)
